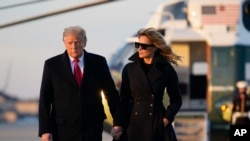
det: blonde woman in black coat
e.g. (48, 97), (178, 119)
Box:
(119, 28), (182, 141)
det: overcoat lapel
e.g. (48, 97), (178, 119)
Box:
(61, 51), (79, 87)
(81, 51), (90, 89)
(129, 62), (154, 94)
(136, 63), (150, 87)
(128, 51), (166, 94)
(148, 65), (162, 85)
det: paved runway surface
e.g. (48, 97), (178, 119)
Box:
(0, 117), (113, 141)
(0, 117), (230, 141)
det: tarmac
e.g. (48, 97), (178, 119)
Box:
(0, 117), (113, 141)
(0, 116), (230, 141)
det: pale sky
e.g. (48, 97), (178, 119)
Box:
(0, 0), (166, 99)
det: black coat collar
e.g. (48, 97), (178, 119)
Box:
(128, 50), (169, 66)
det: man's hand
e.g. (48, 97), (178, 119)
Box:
(41, 133), (53, 141)
(111, 126), (123, 140)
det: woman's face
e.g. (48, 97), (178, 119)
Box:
(137, 35), (157, 59)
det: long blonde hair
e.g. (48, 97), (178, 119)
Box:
(137, 27), (182, 65)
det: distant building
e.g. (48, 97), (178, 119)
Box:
(0, 91), (38, 123)
(0, 91), (18, 122)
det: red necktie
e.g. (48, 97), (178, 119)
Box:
(73, 59), (82, 87)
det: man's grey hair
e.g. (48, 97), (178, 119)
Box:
(63, 26), (87, 41)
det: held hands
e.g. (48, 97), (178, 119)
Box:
(111, 126), (123, 140)
(163, 118), (169, 127)
(41, 133), (53, 141)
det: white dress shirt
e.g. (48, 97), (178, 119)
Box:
(69, 54), (84, 74)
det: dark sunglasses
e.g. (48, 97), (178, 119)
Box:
(134, 42), (155, 50)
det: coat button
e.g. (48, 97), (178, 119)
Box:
(150, 104), (153, 107)
(149, 113), (152, 116)
(134, 112), (138, 115)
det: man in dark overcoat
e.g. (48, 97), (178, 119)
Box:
(38, 26), (122, 141)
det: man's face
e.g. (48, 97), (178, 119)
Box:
(63, 34), (86, 58)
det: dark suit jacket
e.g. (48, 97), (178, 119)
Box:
(38, 50), (121, 141)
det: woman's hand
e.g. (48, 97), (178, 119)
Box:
(163, 118), (169, 127)
(41, 133), (52, 141)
